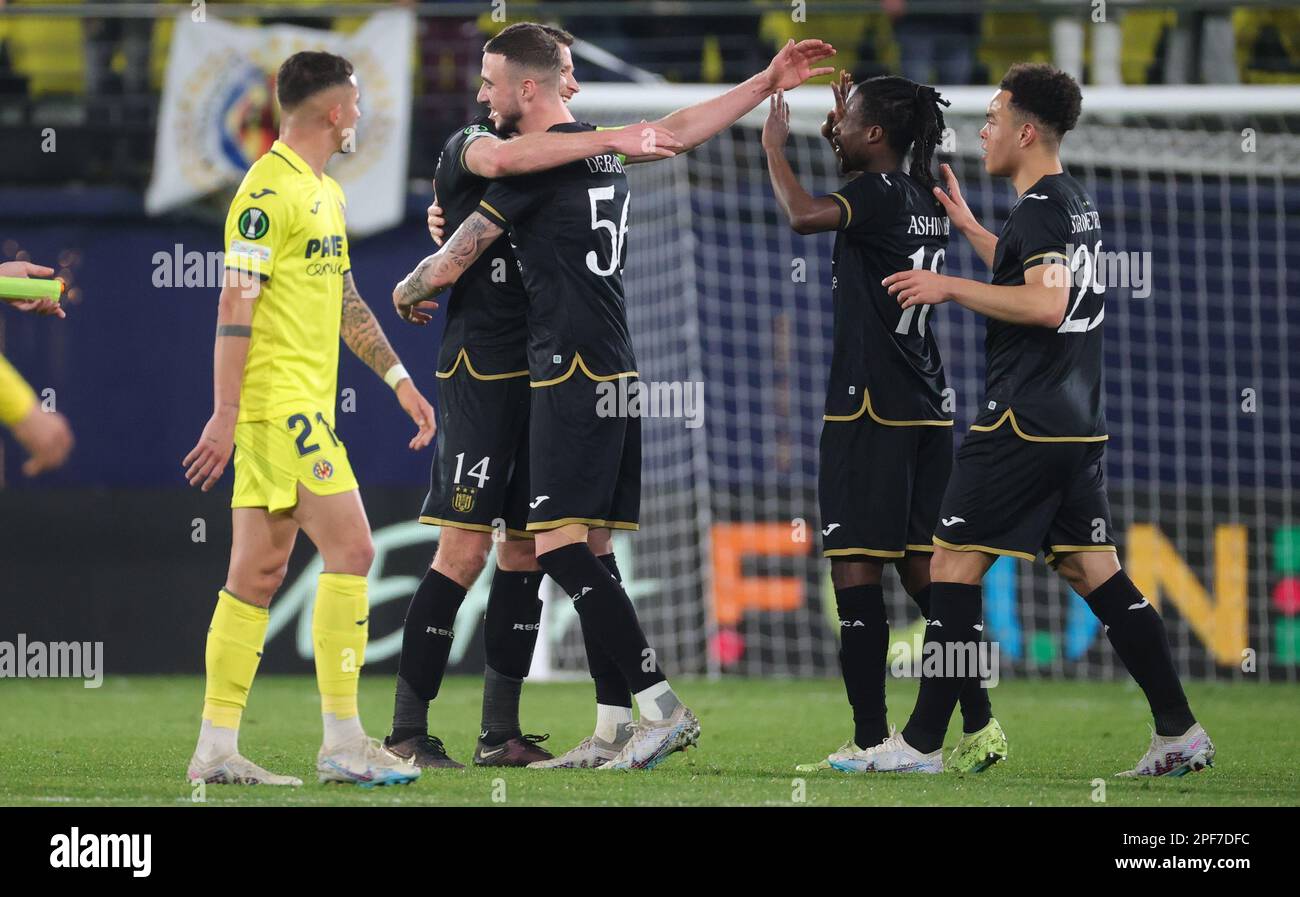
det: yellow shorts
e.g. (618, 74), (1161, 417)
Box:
(231, 411), (358, 513)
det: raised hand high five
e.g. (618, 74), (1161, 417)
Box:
(763, 39), (836, 94)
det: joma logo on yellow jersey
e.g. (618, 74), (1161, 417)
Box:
(305, 235), (344, 258)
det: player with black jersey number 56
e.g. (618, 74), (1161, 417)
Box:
(394, 35), (837, 771)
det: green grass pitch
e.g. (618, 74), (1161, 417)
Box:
(1, 676), (1296, 806)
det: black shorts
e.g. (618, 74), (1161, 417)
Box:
(526, 375), (640, 532)
(419, 369), (533, 538)
(819, 418), (953, 559)
(933, 423), (1116, 565)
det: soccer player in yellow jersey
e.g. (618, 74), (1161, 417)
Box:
(1, 259), (74, 477)
(181, 52), (436, 787)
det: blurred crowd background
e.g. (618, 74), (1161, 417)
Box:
(1, 1), (1299, 185)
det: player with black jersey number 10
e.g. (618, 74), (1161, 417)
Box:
(763, 72), (1008, 775)
(835, 63), (1214, 778)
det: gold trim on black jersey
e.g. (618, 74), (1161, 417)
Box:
(822, 386), (953, 427)
(526, 516), (640, 532)
(969, 407), (1107, 443)
(932, 537), (1036, 562)
(1023, 250), (1069, 269)
(436, 347), (529, 381)
(530, 353), (638, 388)
(824, 547), (906, 559)
(823, 543), (940, 559)
(418, 515), (534, 539)
(1043, 544), (1117, 566)
(478, 199), (507, 226)
(829, 191), (852, 229)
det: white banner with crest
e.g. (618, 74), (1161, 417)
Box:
(146, 9), (413, 237)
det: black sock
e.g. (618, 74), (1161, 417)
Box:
(391, 568), (467, 742)
(1084, 569), (1195, 736)
(538, 542), (665, 694)
(835, 585), (889, 748)
(585, 553), (633, 708)
(390, 677), (426, 745)
(598, 552), (623, 584)
(480, 666), (523, 745)
(479, 569), (543, 741)
(912, 584), (992, 734)
(902, 581), (983, 754)
(483, 569), (543, 679)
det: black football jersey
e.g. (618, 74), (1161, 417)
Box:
(476, 122), (637, 383)
(984, 171), (1107, 439)
(824, 171), (951, 423)
(434, 117), (530, 376)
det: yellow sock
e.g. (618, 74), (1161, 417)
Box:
(313, 572), (369, 719)
(202, 590), (269, 729)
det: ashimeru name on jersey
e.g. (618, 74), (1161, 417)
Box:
(907, 214), (950, 237)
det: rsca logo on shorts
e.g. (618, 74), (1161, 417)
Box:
(312, 460), (334, 481)
(453, 485), (477, 513)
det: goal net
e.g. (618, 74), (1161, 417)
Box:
(532, 83), (1300, 684)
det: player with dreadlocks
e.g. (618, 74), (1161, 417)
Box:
(763, 73), (1009, 773)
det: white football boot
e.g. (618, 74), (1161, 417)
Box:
(829, 731), (943, 774)
(1116, 723), (1215, 777)
(527, 733), (628, 769)
(601, 704), (701, 771)
(317, 734), (421, 787)
(795, 738), (861, 773)
(187, 753), (303, 787)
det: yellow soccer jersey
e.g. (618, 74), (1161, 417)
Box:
(223, 140), (351, 424)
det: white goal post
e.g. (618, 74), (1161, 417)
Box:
(522, 82), (1300, 684)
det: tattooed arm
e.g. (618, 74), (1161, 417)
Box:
(393, 211), (504, 325)
(341, 272), (401, 377)
(341, 271), (438, 450)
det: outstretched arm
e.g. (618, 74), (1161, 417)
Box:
(634, 38), (835, 159)
(884, 263), (1069, 328)
(762, 92), (841, 234)
(464, 124), (682, 178)
(0, 260), (66, 318)
(393, 211), (504, 325)
(341, 272), (436, 450)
